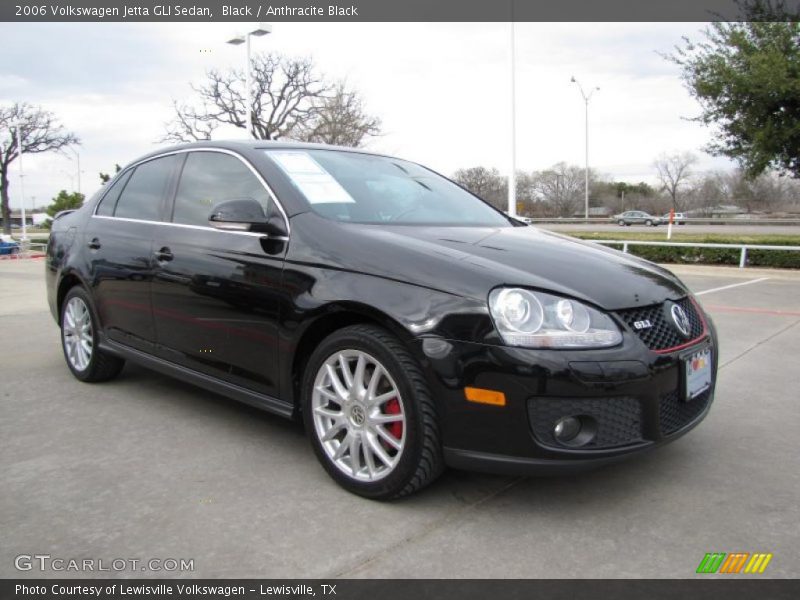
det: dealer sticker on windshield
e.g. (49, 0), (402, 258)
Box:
(685, 348), (712, 400)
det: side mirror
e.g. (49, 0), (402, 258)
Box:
(208, 199), (287, 236)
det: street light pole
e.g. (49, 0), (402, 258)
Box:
(570, 76), (599, 220)
(508, 21), (517, 217)
(10, 120), (27, 242)
(227, 24), (272, 140)
(67, 147), (81, 194)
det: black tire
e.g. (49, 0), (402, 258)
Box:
(301, 324), (444, 500)
(60, 286), (125, 382)
(645, 219), (653, 227)
(617, 220), (625, 226)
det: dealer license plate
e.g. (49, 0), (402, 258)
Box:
(684, 348), (712, 401)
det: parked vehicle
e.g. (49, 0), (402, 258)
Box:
(0, 234), (20, 255)
(613, 211), (662, 226)
(662, 212), (687, 225)
(46, 142), (718, 499)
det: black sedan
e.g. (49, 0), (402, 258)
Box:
(46, 141), (718, 499)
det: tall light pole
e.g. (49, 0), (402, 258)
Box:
(66, 147), (81, 193)
(10, 119), (27, 242)
(570, 76), (599, 220)
(227, 23), (272, 139)
(508, 21), (517, 217)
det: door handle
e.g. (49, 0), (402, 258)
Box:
(154, 247), (174, 262)
(87, 238), (101, 250)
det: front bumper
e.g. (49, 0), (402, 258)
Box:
(414, 316), (718, 476)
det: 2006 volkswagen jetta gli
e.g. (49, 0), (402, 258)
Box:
(46, 141), (718, 499)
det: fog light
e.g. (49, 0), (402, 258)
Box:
(553, 416), (581, 443)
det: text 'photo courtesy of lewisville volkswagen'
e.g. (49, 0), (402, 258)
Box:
(46, 141), (718, 500)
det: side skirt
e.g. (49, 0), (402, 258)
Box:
(99, 338), (295, 419)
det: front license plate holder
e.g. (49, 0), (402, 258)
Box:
(682, 347), (712, 401)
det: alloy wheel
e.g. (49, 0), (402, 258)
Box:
(63, 296), (93, 371)
(311, 350), (406, 482)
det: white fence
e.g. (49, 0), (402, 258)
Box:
(591, 239), (800, 268)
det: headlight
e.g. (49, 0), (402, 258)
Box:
(488, 288), (622, 349)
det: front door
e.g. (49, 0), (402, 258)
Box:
(150, 150), (287, 398)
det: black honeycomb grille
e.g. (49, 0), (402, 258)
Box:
(616, 297), (704, 351)
(528, 397), (643, 449)
(659, 389), (711, 435)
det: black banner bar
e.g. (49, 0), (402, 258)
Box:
(3, 0), (800, 23)
(2, 579), (800, 600)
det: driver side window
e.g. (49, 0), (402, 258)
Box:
(172, 151), (271, 227)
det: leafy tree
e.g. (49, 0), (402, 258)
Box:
(0, 103), (79, 234)
(46, 190), (84, 218)
(668, 1), (800, 178)
(100, 164), (122, 185)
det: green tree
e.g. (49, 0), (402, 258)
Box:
(669, 1), (800, 178)
(46, 190), (84, 218)
(99, 163), (121, 185)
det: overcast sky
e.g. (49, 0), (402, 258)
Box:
(0, 21), (734, 210)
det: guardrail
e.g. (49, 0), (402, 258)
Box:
(525, 217), (800, 226)
(590, 239), (800, 268)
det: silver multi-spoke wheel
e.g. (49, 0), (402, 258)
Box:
(62, 296), (93, 371)
(311, 350), (406, 482)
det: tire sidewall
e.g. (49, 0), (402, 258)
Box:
(60, 287), (101, 381)
(301, 328), (428, 499)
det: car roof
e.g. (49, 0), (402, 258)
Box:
(128, 140), (392, 169)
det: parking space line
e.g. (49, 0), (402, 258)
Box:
(695, 277), (770, 296)
(704, 305), (800, 317)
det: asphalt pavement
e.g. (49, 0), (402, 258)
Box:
(1, 259), (798, 579)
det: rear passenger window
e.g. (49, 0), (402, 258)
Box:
(95, 170), (132, 216)
(172, 152), (271, 227)
(114, 155), (178, 221)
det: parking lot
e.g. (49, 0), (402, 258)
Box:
(1, 258), (798, 579)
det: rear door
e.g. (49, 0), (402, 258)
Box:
(86, 154), (179, 352)
(150, 149), (287, 398)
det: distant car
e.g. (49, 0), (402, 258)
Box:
(0, 234), (20, 255)
(662, 212), (687, 225)
(613, 211), (662, 227)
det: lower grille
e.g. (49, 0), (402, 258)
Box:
(528, 397), (643, 449)
(659, 389), (711, 435)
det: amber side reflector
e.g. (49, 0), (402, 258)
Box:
(464, 387), (506, 406)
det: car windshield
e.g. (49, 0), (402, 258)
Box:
(265, 149), (511, 226)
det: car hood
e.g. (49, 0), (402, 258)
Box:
(293, 215), (688, 310)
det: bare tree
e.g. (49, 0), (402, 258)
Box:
(533, 163), (589, 217)
(452, 166), (507, 209)
(163, 53), (333, 143)
(0, 103), (79, 234)
(728, 169), (787, 213)
(653, 151), (698, 211)
(292, 81), (381, 147)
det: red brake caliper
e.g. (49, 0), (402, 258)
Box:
(382, 398), (403, 449)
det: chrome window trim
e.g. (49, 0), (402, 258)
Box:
(91, 147), (291, 236)
(90, 215), (288, 240)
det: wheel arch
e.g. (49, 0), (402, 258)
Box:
(56, 271), (90, 325)
(287, 302), (416, 412)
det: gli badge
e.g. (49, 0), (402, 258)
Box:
(669, 303), (692, 338)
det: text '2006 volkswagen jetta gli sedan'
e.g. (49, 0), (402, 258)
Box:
(46, 141), (718, 499)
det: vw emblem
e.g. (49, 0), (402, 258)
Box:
(670, 304), (691, 338)
(350, 404), (366, 427)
